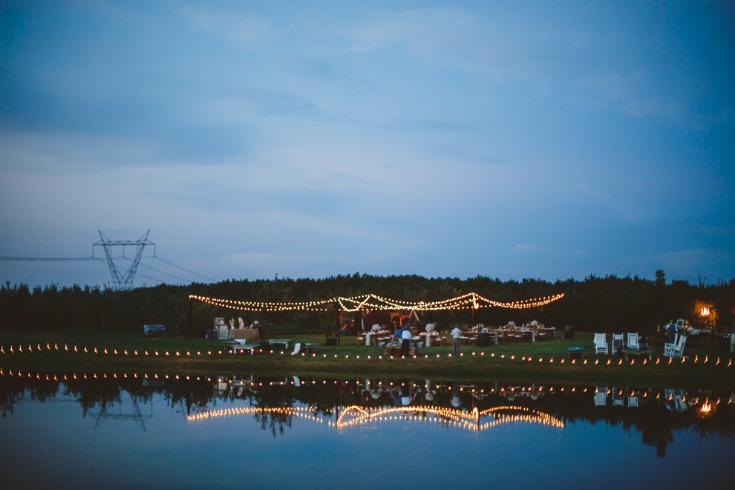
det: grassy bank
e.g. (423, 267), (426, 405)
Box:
(1, 330), (734, 388)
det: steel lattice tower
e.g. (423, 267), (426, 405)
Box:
(93, 230), (155, 290)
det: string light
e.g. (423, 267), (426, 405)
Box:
(1, 340), (732, 375)
(187, 291), (565, 312)
(334, 404), (565, 431)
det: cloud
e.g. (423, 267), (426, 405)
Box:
(348, 8), (473, 52)
(178, 6), (272, 48)
(1, 1), (733, 287)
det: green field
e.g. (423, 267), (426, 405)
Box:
(1, 330), (734, 388)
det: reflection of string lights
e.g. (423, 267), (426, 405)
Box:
(2, 368), (731, 414)
(187, 292), (565, 312)
(335, 404), (564, 431)
(184, 403), (564, 433)
(187, 406), (325, 424)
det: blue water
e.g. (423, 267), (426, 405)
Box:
(1, 377), (733, 489)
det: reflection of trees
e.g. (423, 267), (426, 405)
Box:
(251, 389), (295, 438)
(639, 410), (675, 458)
(1, 385), (22, 417)
(499, 387), (735, 458)
(1, 378), (68, 417)
(160, 379), (212, 417)
(2, 374), (734, 455)
(245, 377), (334, 437)
(253, 406), (292, 437)
(64, 379), (123, 416)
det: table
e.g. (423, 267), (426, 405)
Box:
(419, 332), (444, 346)
(267, 339), (293, 350)
(620, 348), (655, 361)
(228, 329), (260, 341)
(487, 330), (505, 345)
(364, 332), (389, 346)
(231, 344), (256, 354)
(222, 340), (256, 354)
(302, 342), (318, 354)
(567, 347), (584, 359)
(538, 327), (555, 339)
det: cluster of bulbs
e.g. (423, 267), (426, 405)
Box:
(189, 291), (565, 312)
(335, 404), (564, 431)
(186, 406), (324, 424)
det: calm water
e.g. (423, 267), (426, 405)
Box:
(1, 374), (733, 489)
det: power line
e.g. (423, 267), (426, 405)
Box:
(0, 256), (99, 261)
(135, 260), (195, 284)
(2, 231), (216, 285)
(133, 269), (168, 285)
(153, 256), (216, 282)
(1, 254), (214, 284)
(117, 256), (214, 285)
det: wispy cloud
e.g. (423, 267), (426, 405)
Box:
(178, 6), (272, 48)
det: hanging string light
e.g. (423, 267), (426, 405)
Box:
(188, 291), (565, 312)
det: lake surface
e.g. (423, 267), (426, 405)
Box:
(1, 373), (733, 489)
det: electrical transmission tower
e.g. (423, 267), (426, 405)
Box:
(93, 230), (155, 290)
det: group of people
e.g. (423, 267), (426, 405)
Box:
(389, 323), (464, 356)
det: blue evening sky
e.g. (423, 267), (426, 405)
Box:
(1, 1), (734, 288)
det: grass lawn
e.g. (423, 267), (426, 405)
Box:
(1, 329), (734, 388)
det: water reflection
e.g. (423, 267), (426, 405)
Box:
(2, 371), (733, 458)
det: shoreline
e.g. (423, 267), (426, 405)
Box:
(2, 335), (734, 389)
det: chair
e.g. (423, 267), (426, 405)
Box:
(628, 395), (639, 408)
(611, 333), (624, 354)
(663, 334), (677, 357)
(627, 332), (640, 350)
(612, 387), (625, 407)
(594, 387), (608, 407)
(593, 333), (608, 354)
(665, 388), (687, 411)
(663, 334), (687, 358)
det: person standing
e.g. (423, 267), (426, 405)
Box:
(401, 326), (413, 356)
(665, 319), (675, 343)
(451, 325), (462, 355)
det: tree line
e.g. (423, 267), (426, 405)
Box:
(1, 271), (732, 336)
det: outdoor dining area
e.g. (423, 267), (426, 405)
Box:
(464, 321), (556, 346)
(354, 320), (556, 354)
(355, 324), (429, 356)
(191, 291), (567, 356)
(222, 337), (318, 355)
(430, 321), (555, 347)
